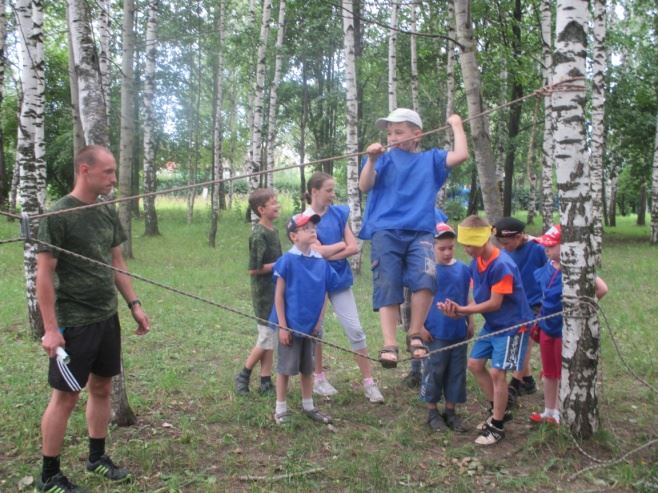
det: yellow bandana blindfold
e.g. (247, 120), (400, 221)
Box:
(457, 225), (492, 247)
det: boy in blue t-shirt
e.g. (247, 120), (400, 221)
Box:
(358, 108), (469, 368)
(420, 223), (473, 432)
(493, 217), (548, 401)
(438, 215), (533, 446)
(270, 213), (339, 425)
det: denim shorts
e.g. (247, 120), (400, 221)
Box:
(370, 230), (436, 310)
(469, 327), (529, 371)
(419, 338), (468, 404)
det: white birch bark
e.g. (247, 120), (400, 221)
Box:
(209, 0), (225, 248)
(342, 0), (362, 273)
(248, 0), (272, 200)
(650, 110), (658, 245)
(589, 0), (607, 264)
(526, 100), (540, 224)
(66, 13), (84, 156)
(554, 0), (600, 438)
(0, 0), (5, 207)
(98, 0), (111, 129)
(409, 1), (419, 113)
(453, 0), (502, 223)
(118, 0), (135, 259)
(388, 0), (399, 111)
(438, 1), (457, 210)
(540, 0), (555, 231)
(16, 0), (46, 338)
(68, 0), (109, 146)
(143, 0), (159, 237)
(265, 0), (286, 188)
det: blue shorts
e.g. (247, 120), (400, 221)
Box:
(469, 327), (529, 371)
(370, 230), (436, 310)
(420, 338), (467, 404)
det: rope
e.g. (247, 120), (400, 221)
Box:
(0, 237), (23, 246)
(1, 76), (584, 222)
(0, 209), (21, 220)
(568, 438), (658, 481)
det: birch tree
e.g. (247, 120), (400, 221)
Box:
(553, 0), (600, 438)
(118, 0), (136, 258)
(16, 0), (46, 338)
(589, 0), (607, 265)
(0, 1), (6, 208)
(209, 0), (225, 248)
(248, 0), (272, 199)
(98, 0), (111, 129)
(265, 0), (286, 188)
(342, 0), (362, 273)
(66, 16), (84, 156)
(650, 114), (658, 245)
(143, 0), (160, 237)
(438, 0), (457, 210)
(540, 0), (554, 231)
(387, 0), (399, 111)
(454, 0), (502, 223)
(409, 1), (419, 113)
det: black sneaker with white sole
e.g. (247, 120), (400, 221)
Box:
(36, 472), (88, 493)
(475, 422), (505, 445)
(85, 455), (130, 482)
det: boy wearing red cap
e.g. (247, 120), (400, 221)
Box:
(530, 225), (607, 424)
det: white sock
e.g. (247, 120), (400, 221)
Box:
(275, 400), (287, 415)
(363, 377), (374, 386)
(302, 398), (314, 411)
(314, 372), (325, 381)
(541, 407), (551, 418)
(549, 408), (560, 420)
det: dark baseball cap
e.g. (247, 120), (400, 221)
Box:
(286, 213), (320, 235)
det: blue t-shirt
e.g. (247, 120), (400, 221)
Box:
(358, 148), (449, 239)
(534, 262), (563, 338)
(471, 248), (533, 336)
(425, 261), (471, 340)
(269, 247), (340, 336)
(507, 240), (547, 307)
(306, 204), (353, 292)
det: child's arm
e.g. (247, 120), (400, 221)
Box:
(359, 143), (385, 192)
(446, 114), (469, 168)
(319, 224), (360, 261)
(439, 292), (504, 317)
(311, 240), (347, 259)
(595, 276), (608, 300)
(311, 295), (329, 336)
(248, 262), (275, 276)
(274, 277), (292, 346)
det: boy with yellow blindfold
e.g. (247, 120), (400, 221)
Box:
(438, 215), (532, 445)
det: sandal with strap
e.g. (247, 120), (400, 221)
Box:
(409, 336), (429, 359)
(303, 408), (332, 424)
(378, 345), (399, 369)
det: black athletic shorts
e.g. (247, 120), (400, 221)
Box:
(48, 314), (122, 392)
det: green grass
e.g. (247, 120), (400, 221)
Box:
(0, 200), (656, 492)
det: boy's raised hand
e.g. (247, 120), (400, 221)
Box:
(446, 114), (463, 127)
(366, 142), (385, 160)
(437, 299), (461, 318)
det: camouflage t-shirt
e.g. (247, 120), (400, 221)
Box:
(248, 223), (282, 320)
(37, 195), (127, 327)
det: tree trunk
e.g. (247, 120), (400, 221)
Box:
(651, 112), (658, 244)
(502, 0), (523, 217)
(589, 0), (607, 265)
(68, 0), (109, 146)
(636, 182), (646, 226)
(342, 0), (363, 274)
(608, 173), (617, 227)
(265, 0), (286, 189)
(16, 0), (46, 339)
(143, 0), (160, 237)
(526, 100), (540, 225)
(118, 0), (136, 259)
(248, 0), (272, 208)
(454, 0), (502, 223)
(554, 0), (600, 439)
(66, 12), (85, 157)
(209, 0), (225, 247)
(387, 0), (399, 111)
(540, 0), (554, 231)
(98, 0), (111, 129)
(409, 1), (419, 113)
(298, 62), (308, 207)
(110, 357), (136, 426)
(0, 2), (7, 207)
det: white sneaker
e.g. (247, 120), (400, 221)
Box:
(313, 377), (338, 396)
(364, 381), (384, 403)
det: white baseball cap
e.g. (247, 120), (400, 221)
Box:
(376, 108), (423, 130)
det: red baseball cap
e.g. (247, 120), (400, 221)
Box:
(286, 213), (320, 235)
(535, 224), (561, 247)
(434, 222), (456, 239)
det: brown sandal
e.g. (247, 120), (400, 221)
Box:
(379, 345), (399, 369)
(409, 336), (429, 359)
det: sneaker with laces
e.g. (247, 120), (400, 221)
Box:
(444, 412), (468, 433)
(519, 377), (537, 395)
(258, 380), (274, 394)
(313, 377), (338, 396)
(477, 409), (513, 431)
(364, 381), (384, 403)
(427, 411), (448, 432)
(303, 408), (332, 424)
(475, 422), (505, 445)
(85, 455), (130, 482)
(36, 472), (88, 493)
(234, 372), (250, 394)
(401, 371), (421, 389)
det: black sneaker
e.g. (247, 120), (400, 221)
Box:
(258, 380), (274, 394)
(427, 411), (448, 432)
(401, 371), (421, 389)
(444, 412), (468, 433)
(234, 372), (250, 394)
(474, 422), (505, 445)
(477, 408), (513, 431)
(519, 377), (537, 395)
(36, 472), (88, 493)
(85, 455), (130, 482)
(507, 385), (518, 408)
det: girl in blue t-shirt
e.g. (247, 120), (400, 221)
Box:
(304, 172), (384, 403)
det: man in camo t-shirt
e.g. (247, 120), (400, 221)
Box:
(35, 145), (150, 493)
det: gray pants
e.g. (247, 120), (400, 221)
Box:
(319, 287), (368, 351)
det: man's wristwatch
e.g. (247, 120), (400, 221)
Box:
(127, 299), (142, 310)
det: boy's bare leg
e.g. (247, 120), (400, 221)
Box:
(244, 346), (266, 371)
(260, 349), (273, 377)
(86, 374), (112, 439)
(314, 343), (323, 374)
(276, 374), (289, 402)
(468, 358), (493, 401)
(490, 368), (508, 421)
(379, 305), (400, 348)
(300, 373), (314, 401)
(409, 289), (433, 337)
(354, 348), (372, 379)
(41, 390), (80, 456)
